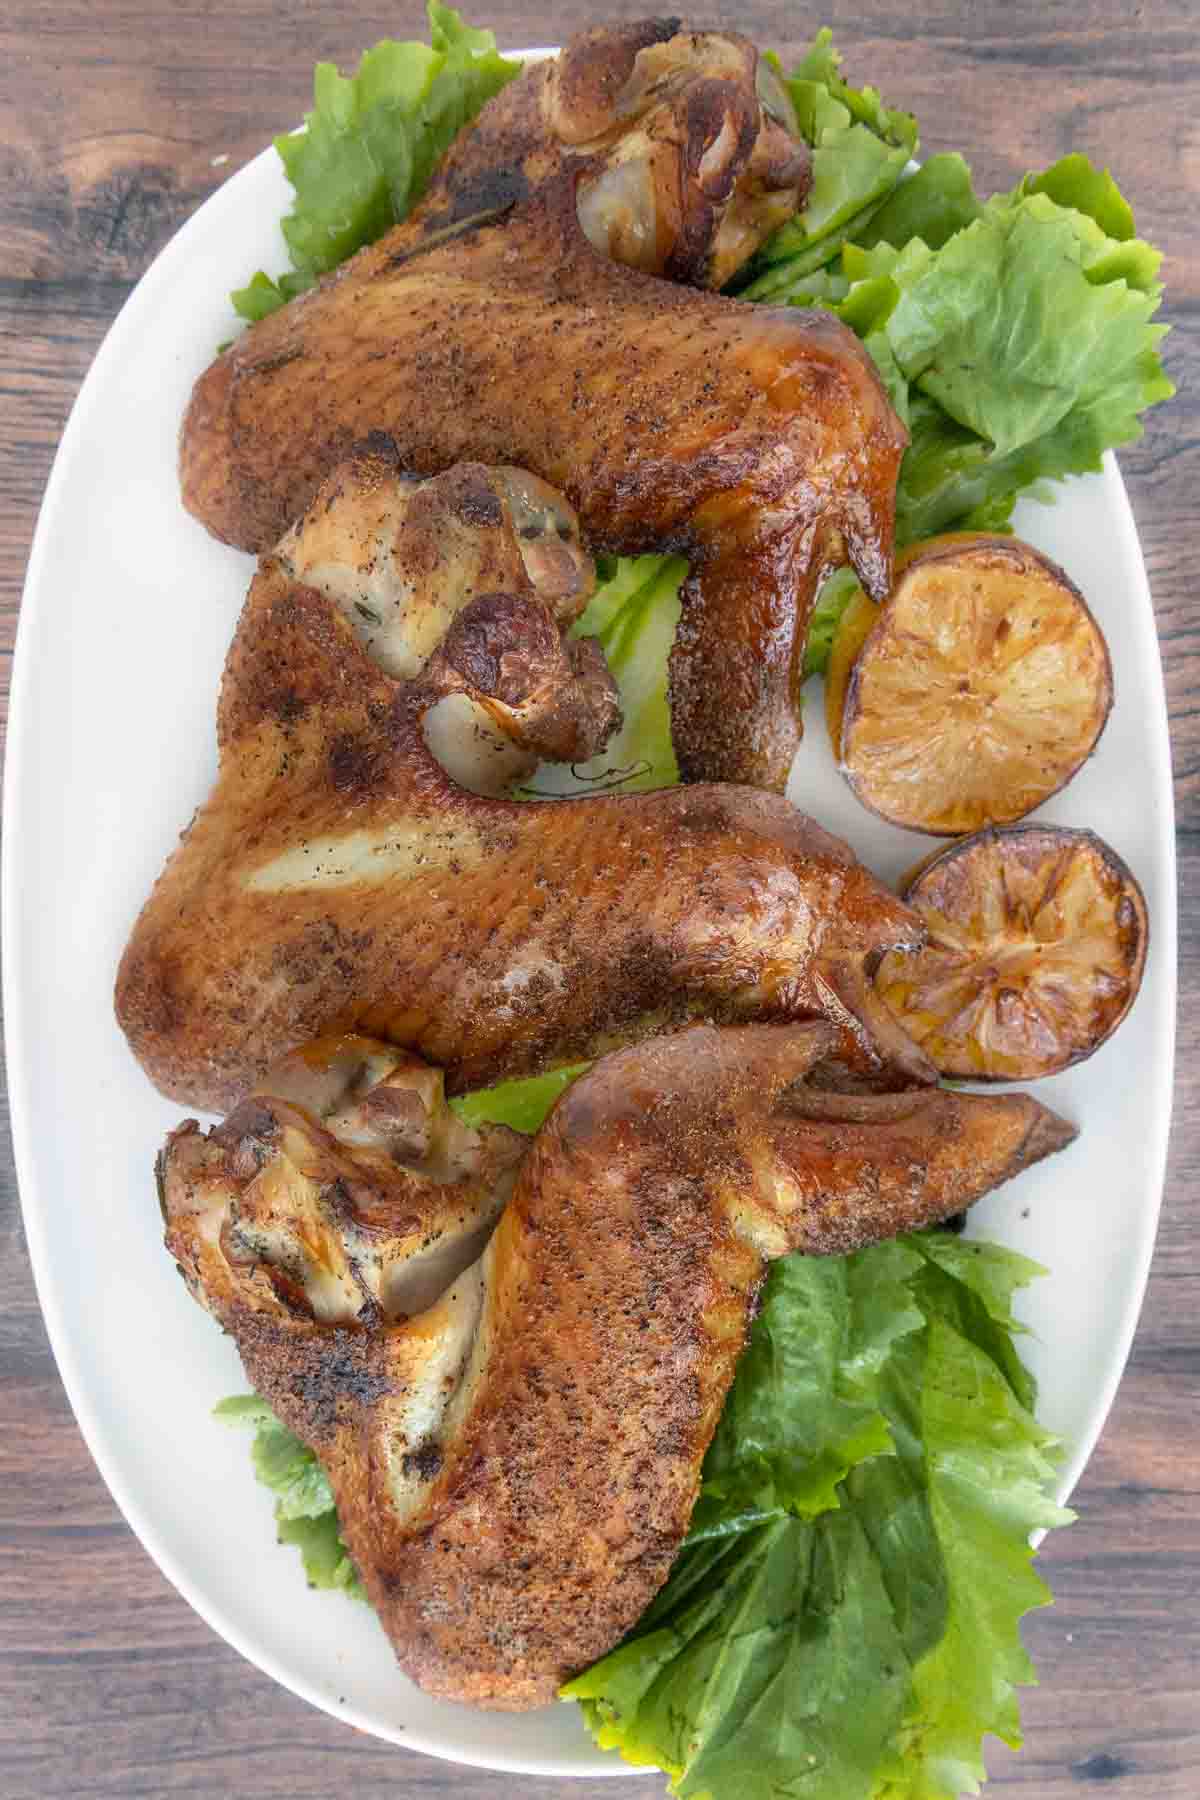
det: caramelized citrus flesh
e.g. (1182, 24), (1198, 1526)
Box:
(875, 825), (1148, 1080)
(839, 537), (1113, 835)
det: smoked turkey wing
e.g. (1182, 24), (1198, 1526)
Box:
(180, 21), (907, 789)
(161, 1026), (1076, 1709)
(115, 476), (924, 1112)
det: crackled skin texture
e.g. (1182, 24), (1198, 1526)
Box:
(160, 1026), (1076, 1709)
(179, 20), (907, 789)
(114, 543), (927, 1111)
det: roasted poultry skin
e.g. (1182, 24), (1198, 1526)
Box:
(161, 1027), (1076, 1709)
(116, 456), (928, 1113)
(180, 21), (908, 789)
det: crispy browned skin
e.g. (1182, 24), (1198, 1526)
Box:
(115, 521), (926, 1110)
(161, 1026), (1075, 1709)
(179, 22), (907, 788)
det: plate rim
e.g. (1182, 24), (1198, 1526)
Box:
(2, 57), (1178, 1776)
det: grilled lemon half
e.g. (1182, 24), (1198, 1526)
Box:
(829, 535), (1113, 836)
(875, 825), (1148, 1081)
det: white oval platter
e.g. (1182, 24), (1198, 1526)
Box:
(3, 51), (1176, 1778)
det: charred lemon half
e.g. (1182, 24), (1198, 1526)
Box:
(833, 535), (1113, 836)
(875, 825), (1148, 1081)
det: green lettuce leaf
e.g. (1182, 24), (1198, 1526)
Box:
(881, 193), (1170, 456)
(737, 30), (916, 301)
(905, 1235), (1044, 1416)
(565, 1233), (1072, 1800)
(571, 1512), (920, 1796)
(214, 1395), (366, 1599)
(448, 1061), (589, 1133)
(869, 1319), (1072, 1798)
(527, 554), (686, 797)
(855, 153), (983, 253)
(793, 152), (1172, 543)
(1008, 151), (1136, 245)
(804, 567), (865, 678)
(275, 1511), (365, 1597)
(231, 3), (519, 321)
(689, 1240), (919, 1538)
(891, 395), (1023, 543)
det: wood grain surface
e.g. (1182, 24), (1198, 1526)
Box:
(1, 2), (1197, 1795)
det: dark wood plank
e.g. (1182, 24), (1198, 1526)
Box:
(2, 3), (1197, 1795)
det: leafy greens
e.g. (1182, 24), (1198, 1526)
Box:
(742, 129), (1171, 549)
(739, 31), (917, 294)
(230, 2), (519, 321)
(214, 1394), (365, 1599)
(565, 1237), (1072, 1800)
(526, 554), (686, 796)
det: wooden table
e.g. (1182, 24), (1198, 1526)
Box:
(2, 2), (1196, 1795)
